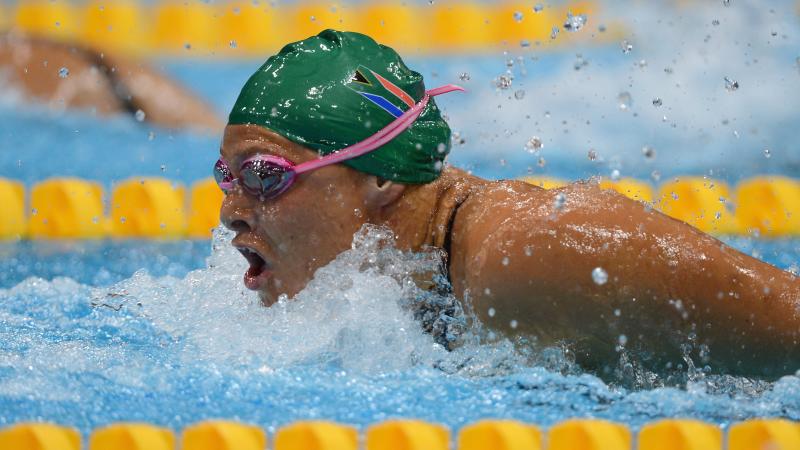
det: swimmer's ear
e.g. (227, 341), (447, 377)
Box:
(363, 175), (406, 210)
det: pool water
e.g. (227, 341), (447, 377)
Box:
(1, 228), (799, 436)
(1, 0), (800, 437)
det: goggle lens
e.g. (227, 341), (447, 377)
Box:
(241, 159), (294, 198)
(214, 159), (234, 191)
(214, 156), (296, 199)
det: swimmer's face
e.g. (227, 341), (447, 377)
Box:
(219, 124), (374, 306)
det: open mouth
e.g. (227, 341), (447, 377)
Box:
(236, 246), (272, 290)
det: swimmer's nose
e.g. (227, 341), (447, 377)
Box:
(220, 193), (257, 233)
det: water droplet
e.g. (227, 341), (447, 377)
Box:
(513, 11), (524, 22)
(651, 170), (661, 181)
(617, 91), (632, 110)
(642, 145), (656, 159)
(533, 3), (543, 13)
(592, 267), (608, 285)
(723, 0), (731, 6)
(184, 43), (192, 50)
(525, 136), (543, 153)
(495, 74), (513, 89)
(488, 307), (496, 317)
(524, 245), (533, 256)
(502, 256), (510, 266)
(58, 67), (69, 78)
(618, 334), (628, 346)
(587, 149), (597, 161)
(520, 39), (531, 48)
(574, 54), (589, 71)
(621, 39), (633, 54)
(437, 143), (447, 153)
(134, 109), (146, 122)
(458, 72), (470, 81)
(553, 192), (566, 210)
(614, 308), (621, 317)
(550, 26), (560, 40)
(610, 169), (621, 181)
(514, 90), (526, 100)
(509, 319), (519, 329)
(147, 131), (155, 141)
(764, 148), (771, 158)
(434, 160), (443, 171)
(652, 98), (663, 107)
(537, 157), (546, 168)
(724, 76), (739, 91)
(229, 40), (237, 48)
(563, 12), (587, 32)
(31, 208), (38, 216)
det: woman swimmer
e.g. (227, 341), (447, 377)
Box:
(217, 30), (799, 378)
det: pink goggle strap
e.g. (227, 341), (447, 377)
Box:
(293, 84), (465, 175)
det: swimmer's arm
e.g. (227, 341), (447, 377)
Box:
(98, 53), (224, 133)
(450, 181), (800, 376)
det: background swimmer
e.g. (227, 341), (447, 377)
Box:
(0, 32), (222, 132)
(219, 30), (799, 379)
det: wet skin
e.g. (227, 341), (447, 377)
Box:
(0, 33), (222, 132)
(220, 124), (800, 378)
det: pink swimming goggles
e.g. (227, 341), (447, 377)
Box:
(214, 84), (464, 199)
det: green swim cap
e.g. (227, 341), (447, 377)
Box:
(228, 29), (452, 184)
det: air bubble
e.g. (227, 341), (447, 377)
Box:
(642, 145), (656, 159)
(135, 109), (146, 122)
(610, 169), (621, 181)
(58, 67), (69, 78)
(550, 26), (560, 40)
(533, 3), (543, 12)
(509, 320), (518, 329)
(764, 148), (771, 159)
(488, 307), (496, 317)
(513, 11), (523, 22)
(502, 256), (510, 266)
(592, 267), (608, 285)
(652, 98), (663, 107)
(587, 149), (597, 161)
(514, 90), (526, 100)
(459, 72), (470, 81)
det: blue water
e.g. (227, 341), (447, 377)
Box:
(2, 0), (800, 437)
(1, 228), (799, 437)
